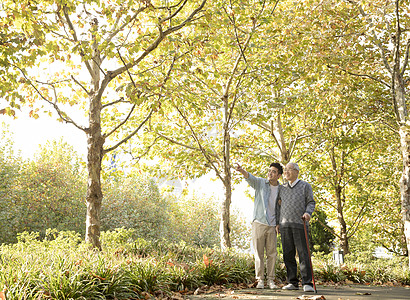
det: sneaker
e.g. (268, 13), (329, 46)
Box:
(303, 285), (315, 292)
(256, 280), (264, 289)
(282, 283), (299, 290)
(268, 279), (279, 289)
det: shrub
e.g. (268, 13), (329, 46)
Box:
(0, 140), (87, 244)
(165, 193), (251, 251)
(310, 208), (334, 254)
(166, 193), (220, 248)
(197, 254), (229, 285)
(101, 175), (170, 240)
(2, 228), (410, 299)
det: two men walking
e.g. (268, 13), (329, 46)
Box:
(236, 162), (316, 292)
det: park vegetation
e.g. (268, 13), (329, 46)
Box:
(0, 228), (409, 299)
(2, 0), (410, 257)
(0, 129), (409, 299)
(1, 0), (410, 296)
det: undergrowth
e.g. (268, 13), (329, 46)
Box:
(1, 228), (409, 299)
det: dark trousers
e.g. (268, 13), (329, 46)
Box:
(281, 226), (313, 287)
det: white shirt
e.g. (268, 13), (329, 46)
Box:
(267, 185), (279, 225)
(289, 178), (299, 187)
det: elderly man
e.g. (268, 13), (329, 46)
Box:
(277, 162), (315, 292)
(235, 162), (283, 289)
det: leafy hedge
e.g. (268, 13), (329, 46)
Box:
(1, 228), (409, 300)
(0, 229), (254, 299)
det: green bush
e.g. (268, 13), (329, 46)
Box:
(1, 228), (410, 299)
(166, 193), (221, 248)
(310, 208), (334, 254)
(312, 251), (410, 285)
(0, 140), (87, 244)
(0, 229), (255, 299)
(101, 174), (170, 240)
(166, 193), (251, 250)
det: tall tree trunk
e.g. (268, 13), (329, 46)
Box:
(330, 148), (349, 253)
(220, 97), (232, 249)
(399, 126), (410, 267)
(392, 0), (410, 267)
(85, 30), (104, 249)
(272, 115), (290, 163)
(85, 94), (104, 250)
(335, 186), (349, 254)
(220, 176), (232, 249)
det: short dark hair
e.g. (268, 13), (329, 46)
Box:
(269, 162), (283, 174)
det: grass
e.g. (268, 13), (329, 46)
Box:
(0, 228), (409, 299)
(0, 228), (255, 299)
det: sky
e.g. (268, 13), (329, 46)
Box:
(1, 107), (254, 223)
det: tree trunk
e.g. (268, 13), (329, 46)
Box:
(339, 221), (349, 255)
(84, 22), (105, 250)
(399, 126), (410, 267)
(335, 186), (349, 254)
(272, 114), (290, 163)
(220, 177), (232, 249)
(220, 95), (232, 249)
(85, 92), (104, 250)
(219, 132), (232, 249)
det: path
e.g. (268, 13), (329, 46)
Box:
(186, 284), (410, 300)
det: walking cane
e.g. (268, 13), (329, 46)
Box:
(303, 218), (317, 293)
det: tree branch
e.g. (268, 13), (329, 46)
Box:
(107, 0), (207, 82)
(327, 64), (390, 88)
(104, 104), (137, 139)
(71, 75), (91, 95)
(62, 5), (94, 78)
(158, 0), (187, 24)
(315, 217), (340, 239)
(103, 108), (153, 154)
(400, 38), (410, 77)
(344, 0), (392, 74)
(175, 104), (224, 181)
(14, 65), (87, 132)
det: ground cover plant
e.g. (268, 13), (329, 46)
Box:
(1, 228), (409, 299)
(0, 228), (255, 299)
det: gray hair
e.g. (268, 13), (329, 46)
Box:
(287, 162), (300, 171)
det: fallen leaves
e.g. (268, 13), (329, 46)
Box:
(0, 287), (7, 300)
(355, 292), (372, 295)
(296, 295), (326, 300)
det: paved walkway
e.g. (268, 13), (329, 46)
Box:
(187, 284), (410, 300)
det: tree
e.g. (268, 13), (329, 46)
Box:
(310, 0), (410, 264)
(230, 0), (337, 172)
(147, 0), (283, 248)
(19, 140), (87, 237)
(0, 123), (23, 243)
(2, 0), (206, 249)
(0, 0), (43, 117)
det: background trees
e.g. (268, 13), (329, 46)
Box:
(304, 0), (409, 263)
(2, 0), (207, 249)
(0, 128), (250, 248)
(1, 0), (409, 264)
(145, 0), (286, 248)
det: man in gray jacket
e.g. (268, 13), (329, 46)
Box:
(235, 162), (283, 289)
(277, 162), (315, 292)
